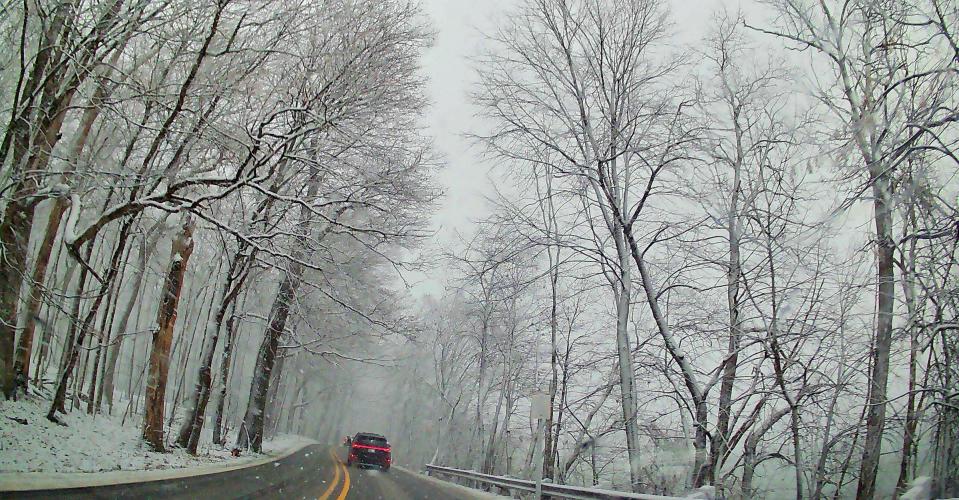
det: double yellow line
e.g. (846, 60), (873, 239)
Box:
(319, 447), (351, 500)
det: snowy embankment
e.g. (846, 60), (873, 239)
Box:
(0, 397), (316, 491)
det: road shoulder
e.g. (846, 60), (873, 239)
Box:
(0, 436), (318, 492)
(394, 465), (507, 499)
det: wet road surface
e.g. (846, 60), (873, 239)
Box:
(2, 445), (472, 499)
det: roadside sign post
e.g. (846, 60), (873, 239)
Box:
(530, 391), (549, 500)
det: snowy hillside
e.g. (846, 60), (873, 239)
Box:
(0, 397), (309, 475)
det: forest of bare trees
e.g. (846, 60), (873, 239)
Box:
(0, 0), (435, 454)
(423, 0), (957, 498)
(1, 0), (956, 499)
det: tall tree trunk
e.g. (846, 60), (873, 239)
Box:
(621, 224), (710, 487)
(586, 145), (643, 491)
(713, 149), (743, 488)
(856, 172), (896, 500)
(99, 236), (154, 413)
(141, 220), (194, 452)
(788, 405), (805, 500)
(166, 275), (203, 427)
(470, 308), (491, 472)
(48, 214), (134, 419)
(0, 2), (77, 397)
(742, 406), (790, 498)
(813, 318), (850, 500)
(933, 402), (958, 496)
(483, 362), (509, 475)
(543, 261), (560, 479)
(13, 196), (70, 387)
(0, 0), (124, 395)
(499, 377), (515, 476)
(36, 252), (71, 382)
(1, 197), (37, 397)
(74, 316), (93, 411)
(612, 227), (642, 492)
(86, 272), (120, 415)
(237, 264), (302, 453)
(125, 280), (151, 405)
(177, 251), (251, 453)
(88, 247), (128, 414)
(553, 340), (571, 481)
(14, 42), (123, 389)
(86, 332), (107, 415)
(285, 373), (306, 433)
(264, 343), (288, 440)
(896, 197), (921, 495)
(213, 306), (241, 446)
(535, 164), (562, 481)
(48, 244), (92, 414)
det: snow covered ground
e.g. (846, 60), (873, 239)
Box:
(0, 396), (315, 490)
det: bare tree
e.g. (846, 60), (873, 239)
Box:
(0, 0), (156, 398)
(141, 218), (194, 451)
(475, 0), (686, 489)
(752, 1), (958, 496)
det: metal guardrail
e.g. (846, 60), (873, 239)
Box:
(424, 464), (690, 500)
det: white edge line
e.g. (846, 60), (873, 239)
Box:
(0, 440), (319, 492)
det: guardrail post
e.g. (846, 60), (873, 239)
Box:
(533, 417), (545, 500)
(530, 391), (549, 500)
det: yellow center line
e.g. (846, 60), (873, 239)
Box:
(335, 455), (351, 500)
(318, 448), (342, 500)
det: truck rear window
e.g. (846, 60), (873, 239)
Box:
(356, 436), (389, 447)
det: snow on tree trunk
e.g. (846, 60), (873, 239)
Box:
(613, 228), (642, 493)
(0, 3), (74, 398)
(48, 215), (134, 420)
(856, 171), (896, 500)
(47, 245), (92, 416)
(1, 0), (125, 397)
(236, 266), (300, 453)
(212, 311), (239, 446)
(742, 406), (790, 498)
(142, 220), (194, 452)
(17, 49), (122, 390)
(626, 228), (710, 487)
(174, 253), (244, 453)
(13, 196), (69, 388)
(0, 197), (35, 398)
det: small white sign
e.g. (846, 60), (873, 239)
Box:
(530, 392), (549, 421)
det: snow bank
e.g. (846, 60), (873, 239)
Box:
(261, 433), (315, 456)
(0, 397), (317, 491)
(899, 476), (932, 500)
(1, 398), (229, 473)
(685, 485), (716, 499)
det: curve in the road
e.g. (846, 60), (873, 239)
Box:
(323, 447), (350, 500)
(319, 448), (344, 499)
(1, 444), (486, 500)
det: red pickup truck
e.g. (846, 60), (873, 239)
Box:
(346, 433), (392, 471)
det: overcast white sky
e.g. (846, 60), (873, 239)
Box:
(419, 0), (726, 235)
(411, 0), (734, 296)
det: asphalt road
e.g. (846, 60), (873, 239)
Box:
(1, 445), (476, 500)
